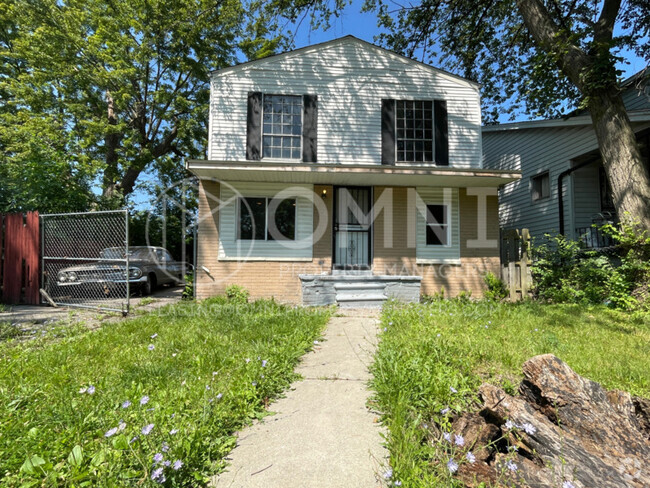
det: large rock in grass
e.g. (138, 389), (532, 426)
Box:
(454, 354), (650, 488)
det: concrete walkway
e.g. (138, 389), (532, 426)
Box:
(212, 309), (387, 488)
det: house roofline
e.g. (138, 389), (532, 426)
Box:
(481, 109), (650, 132)
(185, 160), (520, 188)
(209, 35), (479, 90)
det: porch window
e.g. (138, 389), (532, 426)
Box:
(425, 203), (449, 246)
(238, 197), (296, 241)
(396, 100), (434, 162)
(531, 172), (550, 201)
(262, 95), (302, 159)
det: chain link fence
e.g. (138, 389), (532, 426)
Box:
(41, 210), (130, 314)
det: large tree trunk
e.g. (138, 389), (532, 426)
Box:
(587, 89), (650, 230)
(102, 90), (122, 201)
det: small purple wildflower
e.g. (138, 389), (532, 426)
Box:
(153, 453), (163, 464)
(443, 432), (452, 442)
(172, 460), (183, 470)
(121, 400), (131, 409)
(170, 428), (178, 435)
(252, 381), (257, 386)
(129, 436), (139, 444)
(454, 434), (465, 447)
(151, 333), (158, 339)
(506, 460), (518, 472)
(447, 459), (459, 473)
(118, 422), (127, 431)
(216, 393), (223, 400)
(466, 452), (476, 464)
(314, 340), (319, 344)
(504, 420), (515, 430)
(104, 427), (118, 438)
(394, 482), (402, 486)
(151, 467), (165, 483)
(441, 407), (450, 415)
(142, 424), (154, 435)
(450, 386), (457, 393)
(261, 360), (267, 368)
(148, 344), (155, 351)
(562, 482), (575, 488)
(508, 445), (519, 452)
(521, 422), (537, 435)
(437, 333), (441, 337)
(206, 385), (211, 391)
(383, 468), (393, 479)
(161, 442), (170, 452)
(140, 395), (149, 405)
(87, 385), (95, 395)
(245, 358), (251, 363)
(163, 460), (171, 467)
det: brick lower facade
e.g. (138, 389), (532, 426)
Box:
(196, 181), (500, 303)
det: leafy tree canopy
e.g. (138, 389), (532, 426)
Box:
(0, 0), (289, 212)
(363, 0), (649, 122)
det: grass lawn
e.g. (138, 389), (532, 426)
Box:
(372, 299), (650, 487)
(0, 298), (329, 487)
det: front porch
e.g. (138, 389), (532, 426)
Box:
(299, 272), (422, 307)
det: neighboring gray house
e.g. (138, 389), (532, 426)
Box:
(483, 72), (650, 247)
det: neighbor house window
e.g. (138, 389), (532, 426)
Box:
(396, 100), (434, 162)
(531, 172), (550, 201)
(425, 203), (449, 246)
(238, 197), (296, 240)
(262, 95), (302, 159)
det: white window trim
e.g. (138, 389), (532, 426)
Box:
(236, 196), (297, 242)
(261, 93), (303, 162)
(424, 202), (451, 248)
(395, 99), (435, 164)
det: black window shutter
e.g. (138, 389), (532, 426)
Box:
(434, 100), (449, 166)
(246, 92), (262, 160)
(381, 99), (396, 165)
(302, 94), (318, 162)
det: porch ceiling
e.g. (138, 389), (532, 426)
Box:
(186, 160), (520, 187)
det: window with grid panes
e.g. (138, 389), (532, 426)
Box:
(396, 100), (434, 162)
(262, 95), (302, 159)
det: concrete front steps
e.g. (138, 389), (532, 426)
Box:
(299, 273), (421, 307)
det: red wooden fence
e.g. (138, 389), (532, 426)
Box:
(0, 212), (40, 305)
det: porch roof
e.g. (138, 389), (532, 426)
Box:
(185, 160), (520, 187)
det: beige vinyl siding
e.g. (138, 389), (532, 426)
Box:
(218, 182), (314, 261)
(209, 39), (482, 168)
(415, 187), (460, 263)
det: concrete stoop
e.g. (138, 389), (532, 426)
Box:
(299, 273), (421, 307)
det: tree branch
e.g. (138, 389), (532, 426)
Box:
(594, 0), (621, 42)
(515, 0), (592, 90)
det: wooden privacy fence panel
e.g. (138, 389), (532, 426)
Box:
(1, 212), (40, 305)
(500, 228), (532, 301)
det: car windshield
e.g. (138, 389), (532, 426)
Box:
(100, 248), (159, 260)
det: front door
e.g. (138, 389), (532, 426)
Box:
(333, 186), (372, 269)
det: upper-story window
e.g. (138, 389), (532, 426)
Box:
(262, 95), (303, 159)
(246, 92), (318, 163)
(396, 100), (434, 162)
(381, 99), (448, 166)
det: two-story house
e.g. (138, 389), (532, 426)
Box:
(187, 36), (519, 306)
(483, 71), (650, 248)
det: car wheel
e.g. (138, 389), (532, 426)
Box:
(142, 274), (157, 296)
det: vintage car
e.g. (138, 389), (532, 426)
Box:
(56, 246), (186, 295)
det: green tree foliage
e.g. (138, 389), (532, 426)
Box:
(362, 0), (650, 229)
(0, 0), (281, 210)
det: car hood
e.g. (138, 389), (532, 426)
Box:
(58, 260), (150, 273)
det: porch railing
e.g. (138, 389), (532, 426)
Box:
(576, 226), (615, 249)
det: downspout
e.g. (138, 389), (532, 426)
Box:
(557, 160), (593, 235)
